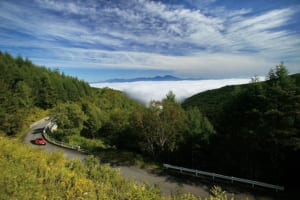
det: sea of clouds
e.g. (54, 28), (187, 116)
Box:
(91, 79), (251, 105)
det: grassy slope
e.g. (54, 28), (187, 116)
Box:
(182, 73), (300, 122)
(0, 136), (231, 200)
(0, 136), (164, 200)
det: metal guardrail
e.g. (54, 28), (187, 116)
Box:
(163, 164), (284, 192)
(42, 121), (86, 152)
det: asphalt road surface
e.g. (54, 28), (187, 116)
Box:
(23, 118), (275, 199)
(23, 118), (87, 161)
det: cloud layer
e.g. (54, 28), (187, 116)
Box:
(0, 0), (299, 80)
(91, 79), (251, 104)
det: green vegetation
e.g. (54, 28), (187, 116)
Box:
(0, 52), (221, 198)
(0, 51), (140, 142)
(0, 52), (215, 164)
(0, 137), (161, 199)
(183, 63), (300, 187)
(0, 136), (235, 199)
(126, 91), (215, 163)
(0, 51), (92, 136)
(1, 51), (298, 197)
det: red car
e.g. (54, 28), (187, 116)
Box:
(35, 138), (46, 145)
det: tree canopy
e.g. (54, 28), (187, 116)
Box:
(183, 64), (300, 187)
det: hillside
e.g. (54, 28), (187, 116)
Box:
(183, 73), (300, 121)
(0, 51), (141, 137)
(182, 69), (300, 189)
(183, 84), (245, 125)
(0, 136), (162, 199)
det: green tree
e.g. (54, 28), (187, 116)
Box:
(14, 81), (33, 108)
(50, 102), (87, 139)
(160, 94), (188, 152)
(100, 108), (130, 147)
(186, 107), (215, 143)
(136, 93), (188, 158)
(266, 62), (292, 88)
(81, 101), (104, 139)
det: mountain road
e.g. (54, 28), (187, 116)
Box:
(23, 118), (273, 199)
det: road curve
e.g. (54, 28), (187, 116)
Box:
(23, 118), (86, 161)
(23, 118), (211, 197)
(23, 119), (273, 199)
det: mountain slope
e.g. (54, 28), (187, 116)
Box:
(183, 73), (300, 122)
(0, 51), (141, 136)
(182, 71), (300, 187)
(0, 136), (164, 199)
(104, 75), (181, 82)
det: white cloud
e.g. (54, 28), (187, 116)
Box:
(225, 8), (299, 54)
(35, 0), (96, 15)
(230, 9), (292, 31)
(1, 0), (299, 78)
(25, 46), (288, 78)
(91, 79), (251, 105)
(3, 0), (299, 52)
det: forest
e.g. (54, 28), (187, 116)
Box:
(183, 65), (300, 189)
(0, 51), (299, 198)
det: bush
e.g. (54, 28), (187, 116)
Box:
(67, 134), (107, 152)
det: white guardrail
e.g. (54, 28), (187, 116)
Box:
(163, 164), (284, 191)
(42, 121), (83, 152)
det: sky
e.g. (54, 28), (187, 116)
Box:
(0, 0), (300, 82)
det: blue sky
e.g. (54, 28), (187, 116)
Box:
(0, 0), (299, 82)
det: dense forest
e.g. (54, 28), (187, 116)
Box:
(1, 51), (299, 198)
(183, 64), (300, 189)
(0, 51), (140, 137)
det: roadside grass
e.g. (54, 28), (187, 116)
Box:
(67, 134), (107, 153)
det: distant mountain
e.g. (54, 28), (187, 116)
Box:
(104, 75), (182, 83)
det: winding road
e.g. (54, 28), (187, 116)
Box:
(23, 118), (87, 161)
(23, 118), (273, 199)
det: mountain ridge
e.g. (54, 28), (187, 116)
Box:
(102, 75), (183, 83)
